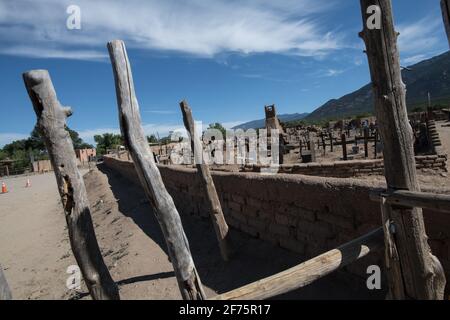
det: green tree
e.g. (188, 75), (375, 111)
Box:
(94, 133), (123, 155)
(66, 126), (93, 149)
(147, 134), (158, 144)
(207, 123), (226, 139)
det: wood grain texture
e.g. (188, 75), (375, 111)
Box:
(180, 100), (232, 261)
(107, 40), (206, 300)
(359, 0), (446, 299)
(210, 228), (383, 300)
(371, 190), (450, 214)
(23, 70), (119, 300)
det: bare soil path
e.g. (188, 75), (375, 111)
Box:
(0, 172), (78, 299)
(0, 166), (384, 299)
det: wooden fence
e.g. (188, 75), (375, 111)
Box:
(1, 0), (447, 301)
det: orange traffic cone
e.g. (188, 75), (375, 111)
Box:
(1, 182), (7, 194)
(25, 179), (31, 188)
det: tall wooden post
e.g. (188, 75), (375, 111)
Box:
(442, 0), (450, 47)
(310, 133), (316, 162)
(374, 129), (379, 159)
(321, 133), (326, 156)
(364, 127), (369, 158)
(329, 132), (334, 152)
(180, 100), (232, 261)
(23, 70), (120, 300)
(0, 264), (12, 300)
(107, 40), (206, 300)
(341, 134), (347, 161)
(359, 0), (446, 299)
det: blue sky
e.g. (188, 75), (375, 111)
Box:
(0, 0), (448, 146)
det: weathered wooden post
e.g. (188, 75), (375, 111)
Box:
(364, 127), (369, 158)
(23, 70), (120, 300)
(107, 40), (206, 300)
(329, 132), (334, 152)
(442, 0), (450, 46)
(0, 264), (12, 300)
(310, 132), (316, 162)
(374, 129), (379, 159)
(321, 133), (326, 156)
(359, 0), (446, 299)
(180, 100), (232, 261)
(341, 134), (347, 161)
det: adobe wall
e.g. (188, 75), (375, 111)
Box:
(103, 156), (450, 291)
(242, 154), (448, 178)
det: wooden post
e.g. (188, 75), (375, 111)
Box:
(341, 134), (347, 161)
(23, 70), (120, 300)
(329, 132), (334, 152)
(442, 0), (450, 47)
(107, 40), (206, 300)
(374, 129), (379, 159)
(364, 127), (369, 158)
(359, 0), (446, 299)
(310, 132), (316, 162)
(0, 264), (12, 300)
(180, 100), (232, 261)
(321, 132), (326, 156)
(211, 228), (383, 300)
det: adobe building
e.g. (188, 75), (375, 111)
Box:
(75, 148), (96, 163)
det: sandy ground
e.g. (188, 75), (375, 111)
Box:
(0, 172), (80, 299)
(0, 165), (384, 300)
(0, 122), (448, 300)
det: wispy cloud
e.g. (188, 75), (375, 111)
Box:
(397, 16), (445, 56)
(0, 0), (343, 61)
(324, 69), (344, 77)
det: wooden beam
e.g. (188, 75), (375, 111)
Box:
(442, 0), (450, 47)
(107, 40), (206, 300)
(341, 134), (348, 160)
(210, 228), (383, 300)
(180, 100), (232, 261)
(23, 70), (120, 300)
(0, 264), (12, 300)
(370, 190), (450, 213)
(359, 0), (446, 299)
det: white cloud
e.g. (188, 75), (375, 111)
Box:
(0, 0), (343, 60)
(325, 69), (344, 77)
(0, 133), (29, 148)
(397, 17), (444, 55)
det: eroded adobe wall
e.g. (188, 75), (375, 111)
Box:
(103, 156), (450, 290)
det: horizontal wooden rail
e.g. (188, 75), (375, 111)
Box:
(370, 190), (450, 213)
(210, 227), (383, 300)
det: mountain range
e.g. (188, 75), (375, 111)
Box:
(233, 113), (309, 130)
(233, 50), (450, 129)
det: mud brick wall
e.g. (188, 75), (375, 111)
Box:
(103, 156), (450, 291)
(243, 155), (448, 178)
(415, 154), (448, 172)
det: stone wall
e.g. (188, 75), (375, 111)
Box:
(242, 154), (447, 178)
(103, 156), (450, 292)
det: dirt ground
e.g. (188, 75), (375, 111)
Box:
(0, 121), (448, 300)
(0, 165), (384, 300)
(0, 172), (80, 299)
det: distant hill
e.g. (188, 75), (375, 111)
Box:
(233, 113), (309, 130)
(306, 51), (450, 121)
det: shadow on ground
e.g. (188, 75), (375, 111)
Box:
(97, 164), (385, 300)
